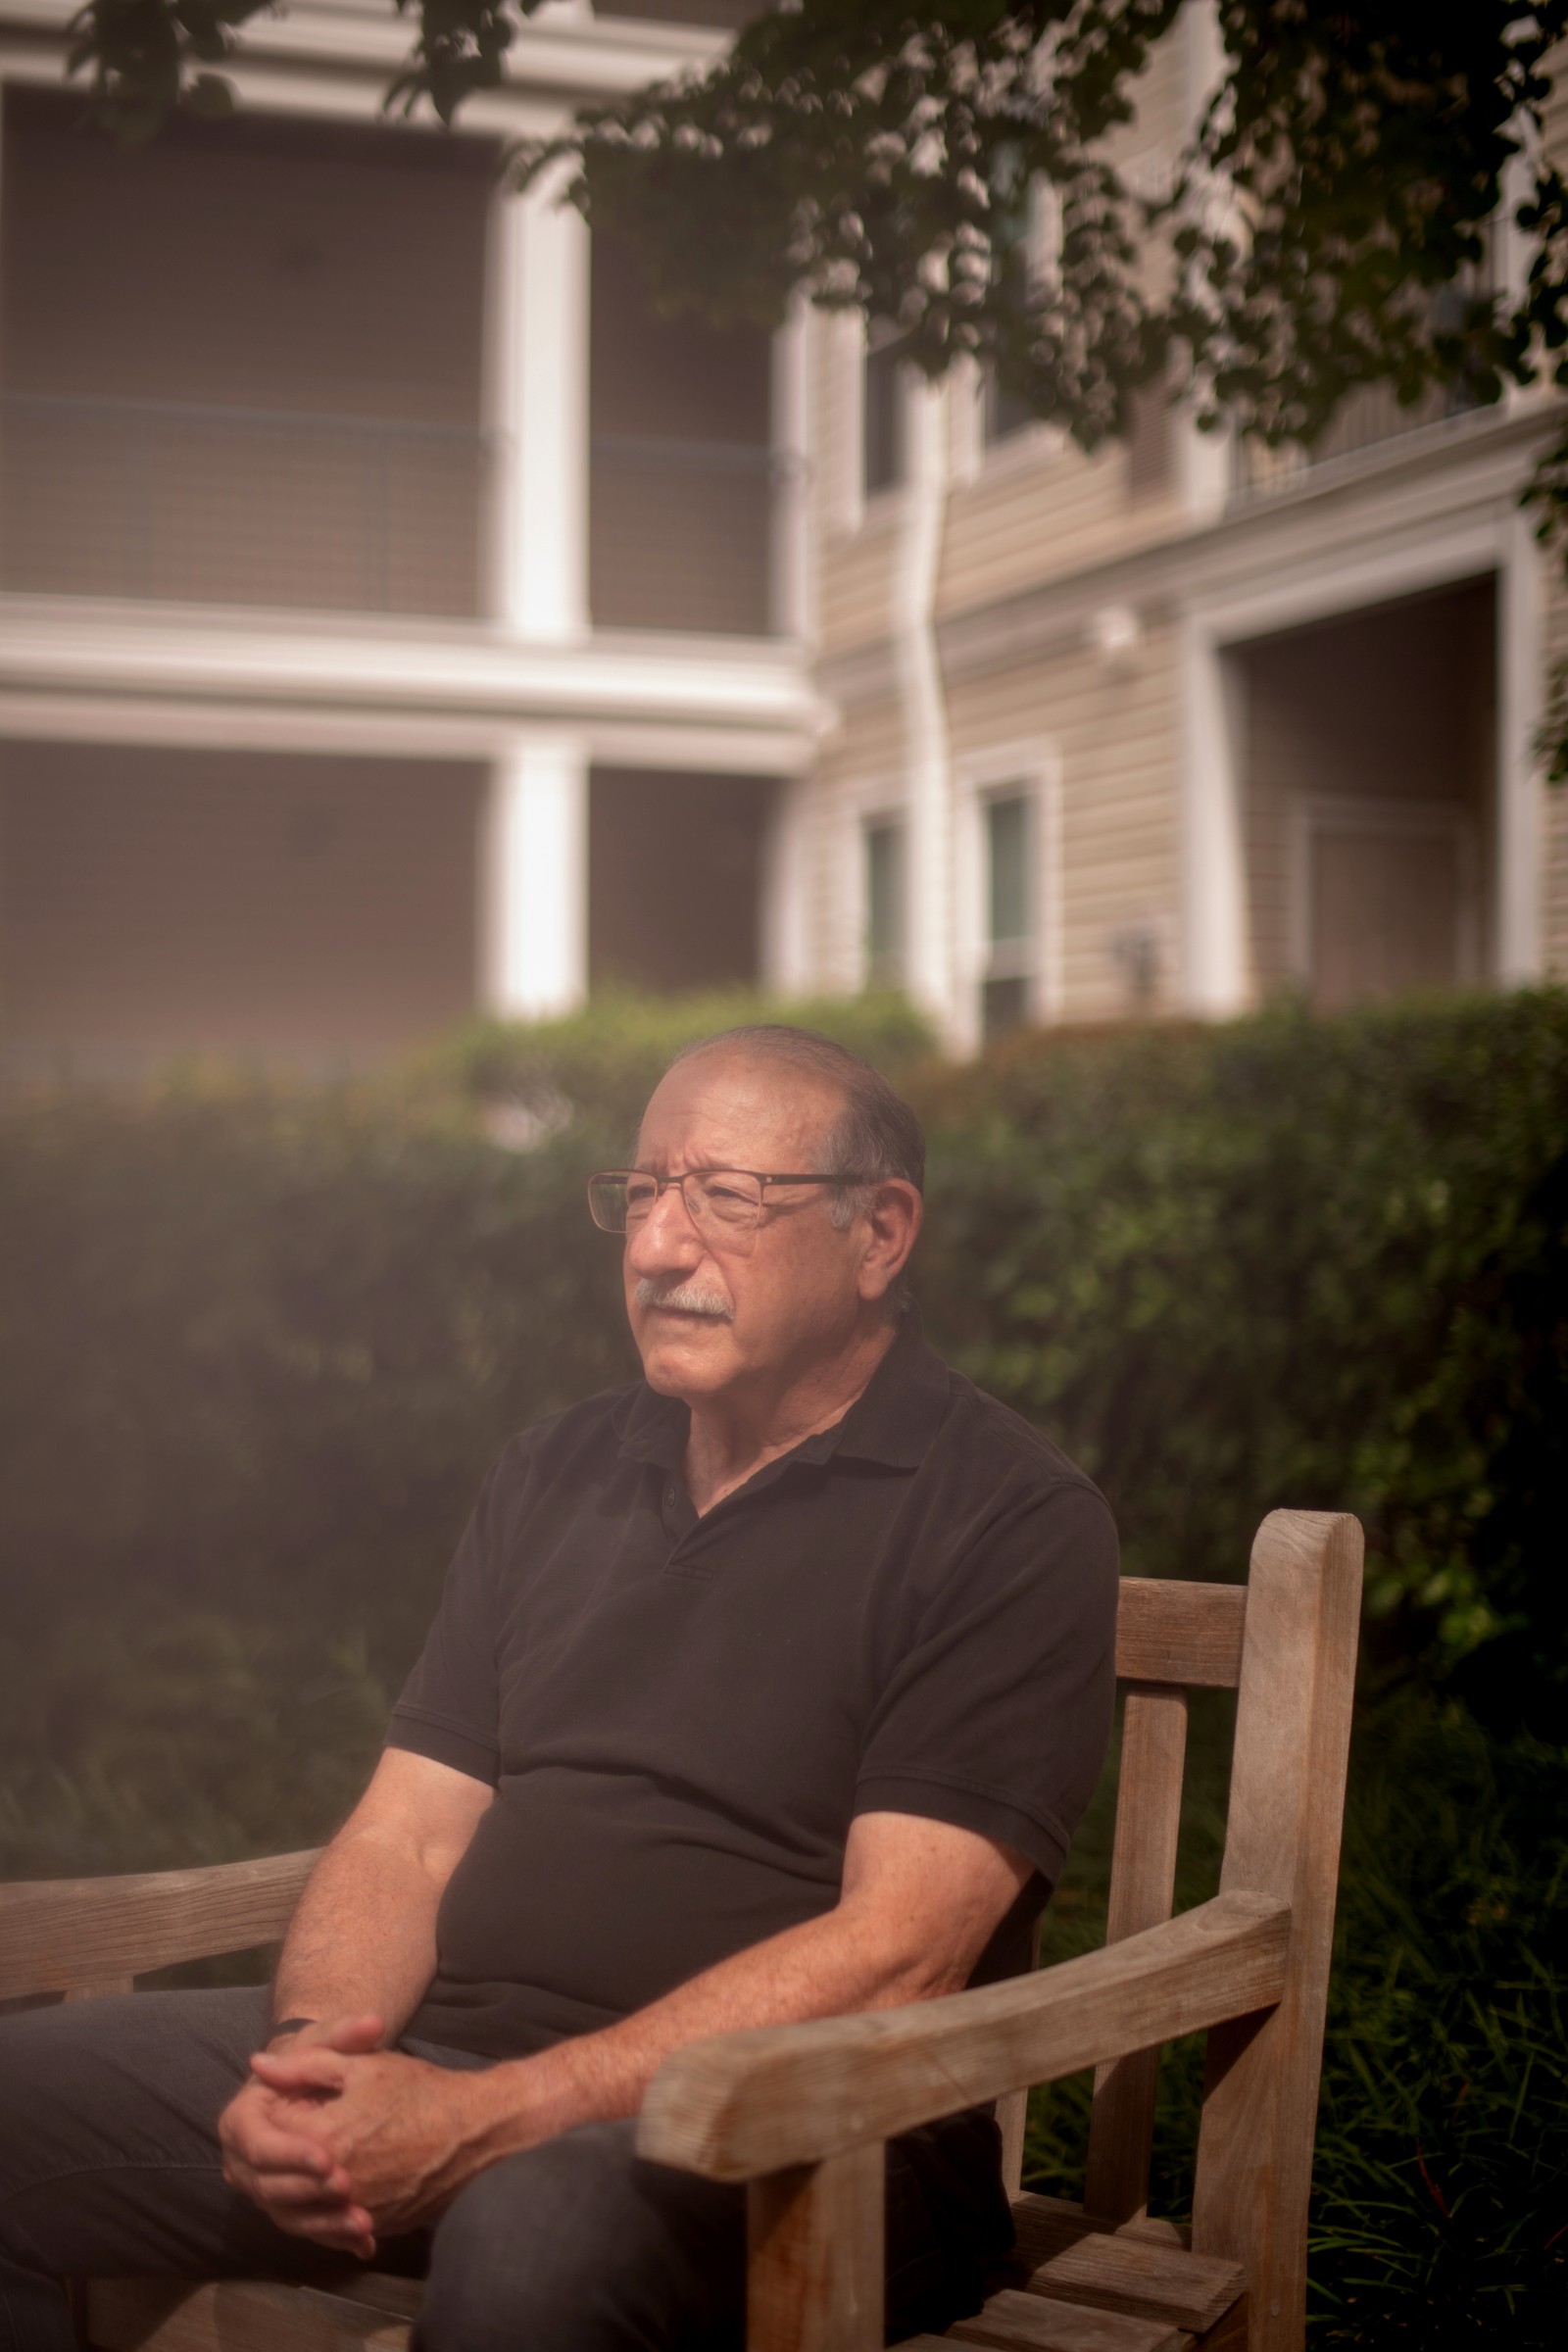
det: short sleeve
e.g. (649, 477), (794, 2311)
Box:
(854, 1473), (1119, 1886)
(384, 1447), (516, 1787)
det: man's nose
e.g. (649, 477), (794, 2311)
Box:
(624, 1184), (703, 1273)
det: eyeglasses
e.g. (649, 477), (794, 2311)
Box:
(587, 1167), (874, 1251)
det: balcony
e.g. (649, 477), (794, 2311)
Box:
(0, 393), (489, 617)
(1231, 258), (1499, 503)
(1230, 376), (1492, 502)
(589, 432), (783, 636)
(0, 394), (786, 637)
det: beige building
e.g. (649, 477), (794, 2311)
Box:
(0, 0), (1562, 1071)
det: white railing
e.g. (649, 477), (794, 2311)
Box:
(589, 431), (785, 635)
(0, 396), (788, 636)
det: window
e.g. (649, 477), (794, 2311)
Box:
(862, 335), (907, 497)
(1126, 382), (1174, 496)
(863, 818), (906, 987)
(981, 792), (1034, 1040)
(984, 366), (1036, 448)
(982, 159), (1038, 450)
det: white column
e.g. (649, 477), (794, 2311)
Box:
(770, 299), (813, 643)
(894, 375), (956, 1039)
(760, 775), (812, 995)
(1496, 514), (1544, 982)
(480, 740), (589, 1018)
(485, 162), (590, 639)
(1181, 620), (1250, 1013)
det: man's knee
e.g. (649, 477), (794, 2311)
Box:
(419, 2121), (743, 2352)
(0, 1987), (270, 2278)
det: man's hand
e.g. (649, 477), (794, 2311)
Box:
(219, 2015), (385, 2259)
(243, 2035), (525, 2249)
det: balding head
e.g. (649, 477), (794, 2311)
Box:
(669, 1026), (925, 1227)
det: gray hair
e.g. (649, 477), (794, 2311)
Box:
(669, 1024), (925, 1233)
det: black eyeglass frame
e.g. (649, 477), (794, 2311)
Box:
(586, 1167), (880, 1236)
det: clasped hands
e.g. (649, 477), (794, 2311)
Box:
(218, 2016), (501, 2260)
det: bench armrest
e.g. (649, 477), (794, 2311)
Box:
(0, 1849), (320, 2000)
(638, 1889), (1290, 2181)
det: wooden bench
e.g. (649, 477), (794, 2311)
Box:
(0, 1506), (1362, 2352)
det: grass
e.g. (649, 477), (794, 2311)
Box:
(1019, 1686), (1568, 2346)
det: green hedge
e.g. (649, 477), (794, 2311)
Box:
(912, 990), (1568, 1731)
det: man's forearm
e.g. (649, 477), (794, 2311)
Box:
(270, 1828), (446, 2043)
(459, 1895), (966, 2163)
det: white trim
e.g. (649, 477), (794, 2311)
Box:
(1287, 793), (1482, 990)
(1188, 514), (1505, 647)
(770, 299), (813, 644)
(892, 378), (954, 1035)
(1497, 511), (1544, 981)
(0, 692), (818, 780)
(0, 598), (825, 739)
(1180, 619), (1250, 1012)
(0, 1), (729, 99)
(952, 738), (1064, 1051)
(480, 737), (588, 1019)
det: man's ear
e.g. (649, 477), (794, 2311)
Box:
(856, 1180), (923, 1302)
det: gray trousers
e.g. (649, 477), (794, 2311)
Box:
(0, 1988), (1008, 2352)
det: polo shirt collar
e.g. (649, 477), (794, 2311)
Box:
(614, 1305), (950, 1477)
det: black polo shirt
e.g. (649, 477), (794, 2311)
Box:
(389, 1310), (1118, 2059)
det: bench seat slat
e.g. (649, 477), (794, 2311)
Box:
(85, 2278), (410, 2352)
(1006, 2196), (1245, 2333)
(949, 2286), (1188, 2352)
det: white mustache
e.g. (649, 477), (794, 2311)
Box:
(635, 1278), (735, 1323)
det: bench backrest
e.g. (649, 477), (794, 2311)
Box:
(1083, 1510), (1361, 2343)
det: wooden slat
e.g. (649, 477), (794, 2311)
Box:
(949, 2286), (1186, 2352)
(0, 1851), (319, 2001)
(85, 2278), (409, 2352)
(997, 1919), (1044, 2197)
(1192, 2297), (1249, 2352)
(1192, 1510), (1362, 2352)
(747, 2144), (883, 2352)
(1085, 1688), (1189, 2225)
(1114, 1584), (1246, 1689)
(63, 1978), (136, 2002)
(1006, 2197), (1244, 2333)
(640, 1892), (1290, 2181)
(335, 2279), (421, 2325)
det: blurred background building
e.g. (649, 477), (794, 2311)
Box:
(0, 0), (1562, 1072)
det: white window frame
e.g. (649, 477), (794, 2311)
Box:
(951, 181), (1065, 488)
(954, 743), (1064, 1049)
(860, 319), (914, 515)
(858, 806), (910, 991)
(827, 771), (907, 992)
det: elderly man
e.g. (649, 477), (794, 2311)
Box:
(0, 1026), (1117, 2352)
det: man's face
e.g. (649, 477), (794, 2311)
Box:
(624, 1052), (868, 1405)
